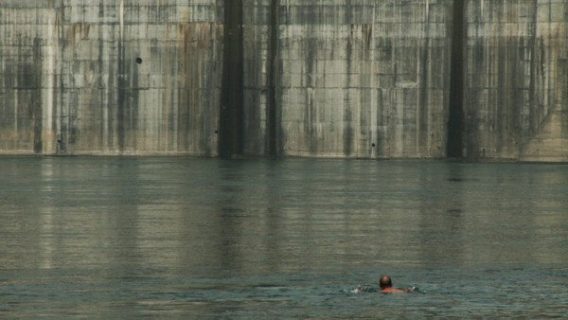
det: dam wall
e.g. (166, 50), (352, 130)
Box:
(274, 0), (452, 158)
(464, 0), (568, 161)
(0, 0), (223, 156)
(0, 0), (567, 161)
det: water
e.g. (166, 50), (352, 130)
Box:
(0, 157), (566, 319)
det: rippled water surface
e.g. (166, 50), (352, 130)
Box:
(1, 157), (567, 318)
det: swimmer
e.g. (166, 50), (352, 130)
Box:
(378, 275), (415, 294)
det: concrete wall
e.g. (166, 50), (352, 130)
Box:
(276, 0), (452, 158)
(464, 0), (568, 161)
(0, 0), (567, 161)
(0, 0), (223, 156)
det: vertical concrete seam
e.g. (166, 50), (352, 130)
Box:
(370, 3), (377, 158)
(267, 0), (281, 158)
(219, 0), (244, 159)
(117, 0), (126, 153)
(446, 0), (466, 159)
(419, 0), (431, 157)
(32, 36), (43, 154)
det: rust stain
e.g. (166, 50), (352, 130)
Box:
(179, 22), (219, 52)
(67, 23), (91, 45)
(362, 24), (373, 49)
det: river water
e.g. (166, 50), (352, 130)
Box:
(0, 157), (566, 318)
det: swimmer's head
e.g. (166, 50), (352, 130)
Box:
(379, 275), (392, 289)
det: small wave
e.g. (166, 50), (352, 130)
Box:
(350, 285), (377, 294)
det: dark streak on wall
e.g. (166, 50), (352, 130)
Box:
(343, 23), (354, 157)
(419, 5), (431, 156)
(527, 0), (538, 142)
(32, 37), (43, 154)
(446, 0), (465, 159)
(117, 27), (127, 152)
(266, 0), (281, 158)
(219, 0), (244, 159)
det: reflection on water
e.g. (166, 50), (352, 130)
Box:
(0, 157), (567, 318)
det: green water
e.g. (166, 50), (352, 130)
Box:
(1, 157), (567, 318)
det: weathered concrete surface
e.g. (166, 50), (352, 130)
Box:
(1, 0), (454, 159)
(241, 0), (281, 157)
(0, 0), (567, 161)
(275, 0), (452, 158)
(464, 0), (568, 161)
(0, 0), (223, 156)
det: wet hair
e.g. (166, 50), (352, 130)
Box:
(379, 275), (392, 289)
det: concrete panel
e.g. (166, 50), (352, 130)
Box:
(464, 0), (568, 160)
(276, 0), (452, 158)
(0, 0), (222, 156)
